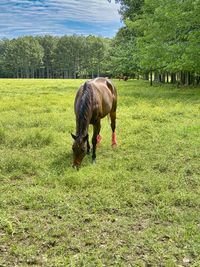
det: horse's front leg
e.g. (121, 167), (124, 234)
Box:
(92, 121), (101, 164)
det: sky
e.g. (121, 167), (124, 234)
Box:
(0, 0), (122, 39)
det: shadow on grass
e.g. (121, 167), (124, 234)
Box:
(0, 154), (37, 179)
(118, 82), (200, 103)
(51, 151), (73, 174)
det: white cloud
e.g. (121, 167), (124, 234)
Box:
(0, 0), (122, 38)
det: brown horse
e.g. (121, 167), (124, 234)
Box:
(71, 77), (117, 169)
(118, 75), (128, 81)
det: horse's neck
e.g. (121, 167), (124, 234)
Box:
(76, 106), (90, 137)
(76, 87), (91, 137)
(76, 119), (89, 137)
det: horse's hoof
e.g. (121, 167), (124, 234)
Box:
(112, 143), (117, 148)
(92, 159), (96, 164)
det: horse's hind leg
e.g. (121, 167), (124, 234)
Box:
(96, 133), (102, 145)
(110, 111), (117, 147)
(92, 121), (101, 163)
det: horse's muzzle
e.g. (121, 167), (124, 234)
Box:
(72, 162), (80, 170)
(72, 165), (79, 171)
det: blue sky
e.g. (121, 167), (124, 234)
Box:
(0, 0), (122, 39)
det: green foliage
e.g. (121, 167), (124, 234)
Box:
(0, 35), (110, 79)
(134, 0), (200, 73)
(3, 36), (44, 78)
(53, 35), (107, 78)
(111, 0), (200, 84)
(109, 26), (139, 76)
(114, 0), (144, 20)
(1, 1), (199, 82)
(37, 35), (58, 78)
(1, 79), (200, 265)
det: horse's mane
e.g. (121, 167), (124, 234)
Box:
(77, 82), (92, 135)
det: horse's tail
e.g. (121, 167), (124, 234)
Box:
(83, 81), (88, 91)
(83, 81), (93, 94)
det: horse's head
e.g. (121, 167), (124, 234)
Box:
(71, 133), (88, 169)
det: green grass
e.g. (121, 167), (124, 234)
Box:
(0, 79), (200, 266)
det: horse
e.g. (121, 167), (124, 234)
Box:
(71, 77), (117, 169)
(118, 75), (128, 81)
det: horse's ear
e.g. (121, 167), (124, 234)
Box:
(71, 133), (77, 140)
(83, 134), (88, 142)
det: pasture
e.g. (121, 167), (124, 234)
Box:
(0, 79), (200, 266)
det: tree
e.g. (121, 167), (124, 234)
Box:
(0, 35), (110, 79)
(111, 0), (200, 85)
(37, 35), (58, 78)
(108, 26), (139, 77)
(85, 36), (106, 78)
(53, 35), (83, 78)
(134, 0), (200, 85)
(3, 37), (43, 78)
(109, 0), (144, 20)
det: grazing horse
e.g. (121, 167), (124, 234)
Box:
(71, 77), (117, 169)
(118, 75), (128, 81)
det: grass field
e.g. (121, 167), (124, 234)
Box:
(0, 79), (200, 266)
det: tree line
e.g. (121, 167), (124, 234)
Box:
(0, 0), (199, 86)
(0, 35), (110, 79)
(110, 0), (200, 86)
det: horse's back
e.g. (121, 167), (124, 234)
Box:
(92, 77), (116, 94)
(75, 77), (117, 121)
(90, 77), (117, 118)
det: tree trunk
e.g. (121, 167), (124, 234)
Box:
(64, 70), (68, 79)
(47, 67), (50, 78)
(180, 71), (184, 86)
(20, 68), (23, 78)
(31, 68), (34, 78)
(143, 72), (149, 80)
(161, 73), (165, 83)
(25, 68), (29, 78)
(185, 72), (189, 86)
(189, 73), (195, 86)
(150, 70), (153, 86)
(154, 71), (159, 82)
(171, 73), (176, 84)
(196, 76), (200, 85)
